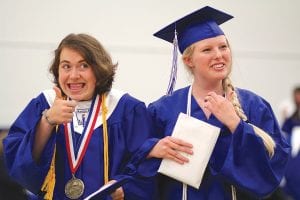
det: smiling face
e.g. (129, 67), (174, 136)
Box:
(183, 35), (232, 87)
(58, 47), (97, 101)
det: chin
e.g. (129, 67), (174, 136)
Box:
(66, 93), (82, 100)
(219, 71), (230, 79)
(73, 94), (94, 101)
(214, 73), (227, 79)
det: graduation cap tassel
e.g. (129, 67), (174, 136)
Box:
(166, 30), (178, 95)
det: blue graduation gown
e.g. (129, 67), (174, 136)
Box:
(147, 86), (290, 200)
(3, 89), (156, 200)
(281, 115), (300, 199)
(282, 115), (300, 142)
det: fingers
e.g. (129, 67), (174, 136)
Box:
(204, 92), (218, 104)
(110, 185), (124, 200)
(53, 86), (63, 100)
(148, 136), (193, 164)
(168, 137), (193, 154)
(61, 101), (77, 123)
(169, 136), (193, 148)
(203, 92), (227, 111)
(161, 136), (193, 164)
(51, 86), (77, 124)
(101, 180), (124, 200)
(66, 100), (78, 109)
(167, 148), (190, 164)
(53, 86), (77, 108)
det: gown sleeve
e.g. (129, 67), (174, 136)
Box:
(2, 93), (56, 194)
(209, 93), (290, 198)
(112, 98), (157, 200)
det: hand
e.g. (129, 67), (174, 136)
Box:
(203, 91), (240, 133)
(108, 180), (124, 200)
(46, 86), (77, 125)
(148, 136), (193, 164)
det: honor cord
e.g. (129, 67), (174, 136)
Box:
(102, 94), (109, 184)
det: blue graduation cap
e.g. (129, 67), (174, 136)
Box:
(154, 6), (233, 53)
(153, 6), (233, 95)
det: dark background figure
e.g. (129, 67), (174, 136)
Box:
(281, 86), (300, 200)
(0, 129), (28, 200)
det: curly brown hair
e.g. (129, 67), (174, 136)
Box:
(49, 33), (117, 96)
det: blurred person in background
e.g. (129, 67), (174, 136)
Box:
(0, 129), (27, 200)
(281, 86), (300, 200)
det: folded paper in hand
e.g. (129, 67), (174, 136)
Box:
(158, 112), (220, 189)
(84, 176), (132, 200)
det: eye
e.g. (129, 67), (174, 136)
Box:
(202, 48), (211, 53)
(79, 62), (90, 69)
(60, 63), (71, 70)
(220, 44), (228, 50)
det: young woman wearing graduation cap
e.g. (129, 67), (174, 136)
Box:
(146, 6), (290, 200)
(3, 33), (156, 200)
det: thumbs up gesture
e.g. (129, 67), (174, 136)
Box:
(46, 86), (77, 125)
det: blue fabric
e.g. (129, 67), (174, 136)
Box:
(281, 115), (300, 199)
(147, 86), (290, 199)
(282, 116), (300, 142)
(178, 20), (224, 54)
(153, 6), (233, 53)
(3, 91), (156, 200)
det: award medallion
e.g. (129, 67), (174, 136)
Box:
(65, 176), (85, 199)
(64, 95), (101, 199)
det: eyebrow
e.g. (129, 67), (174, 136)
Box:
(59, 59), (86, 64)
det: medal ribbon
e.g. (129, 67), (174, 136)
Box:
(64, 95), (101, 174)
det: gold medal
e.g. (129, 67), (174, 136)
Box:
(65, 175), (84, 199)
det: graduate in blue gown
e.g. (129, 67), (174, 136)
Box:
(281, 86), (300, 199)
(146, 6), (290, 200)
(3, 33), (155, 200)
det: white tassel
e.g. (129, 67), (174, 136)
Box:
(166, 30), (178, 95)
(182, 183), (187, 200)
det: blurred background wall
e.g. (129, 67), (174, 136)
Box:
(1, 0), (300, 128)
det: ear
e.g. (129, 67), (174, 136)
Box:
(183, 56), (193, 68)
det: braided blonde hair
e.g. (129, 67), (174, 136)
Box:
(182, 45), (275, 158)
(222, 77), (275, 157)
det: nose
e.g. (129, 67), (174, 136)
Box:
(70, 67), (80, 79)
(214, 49), (222, 59)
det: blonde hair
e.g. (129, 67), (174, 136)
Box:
(182, 45), (275, 158)
(222, 78), (275, 157)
